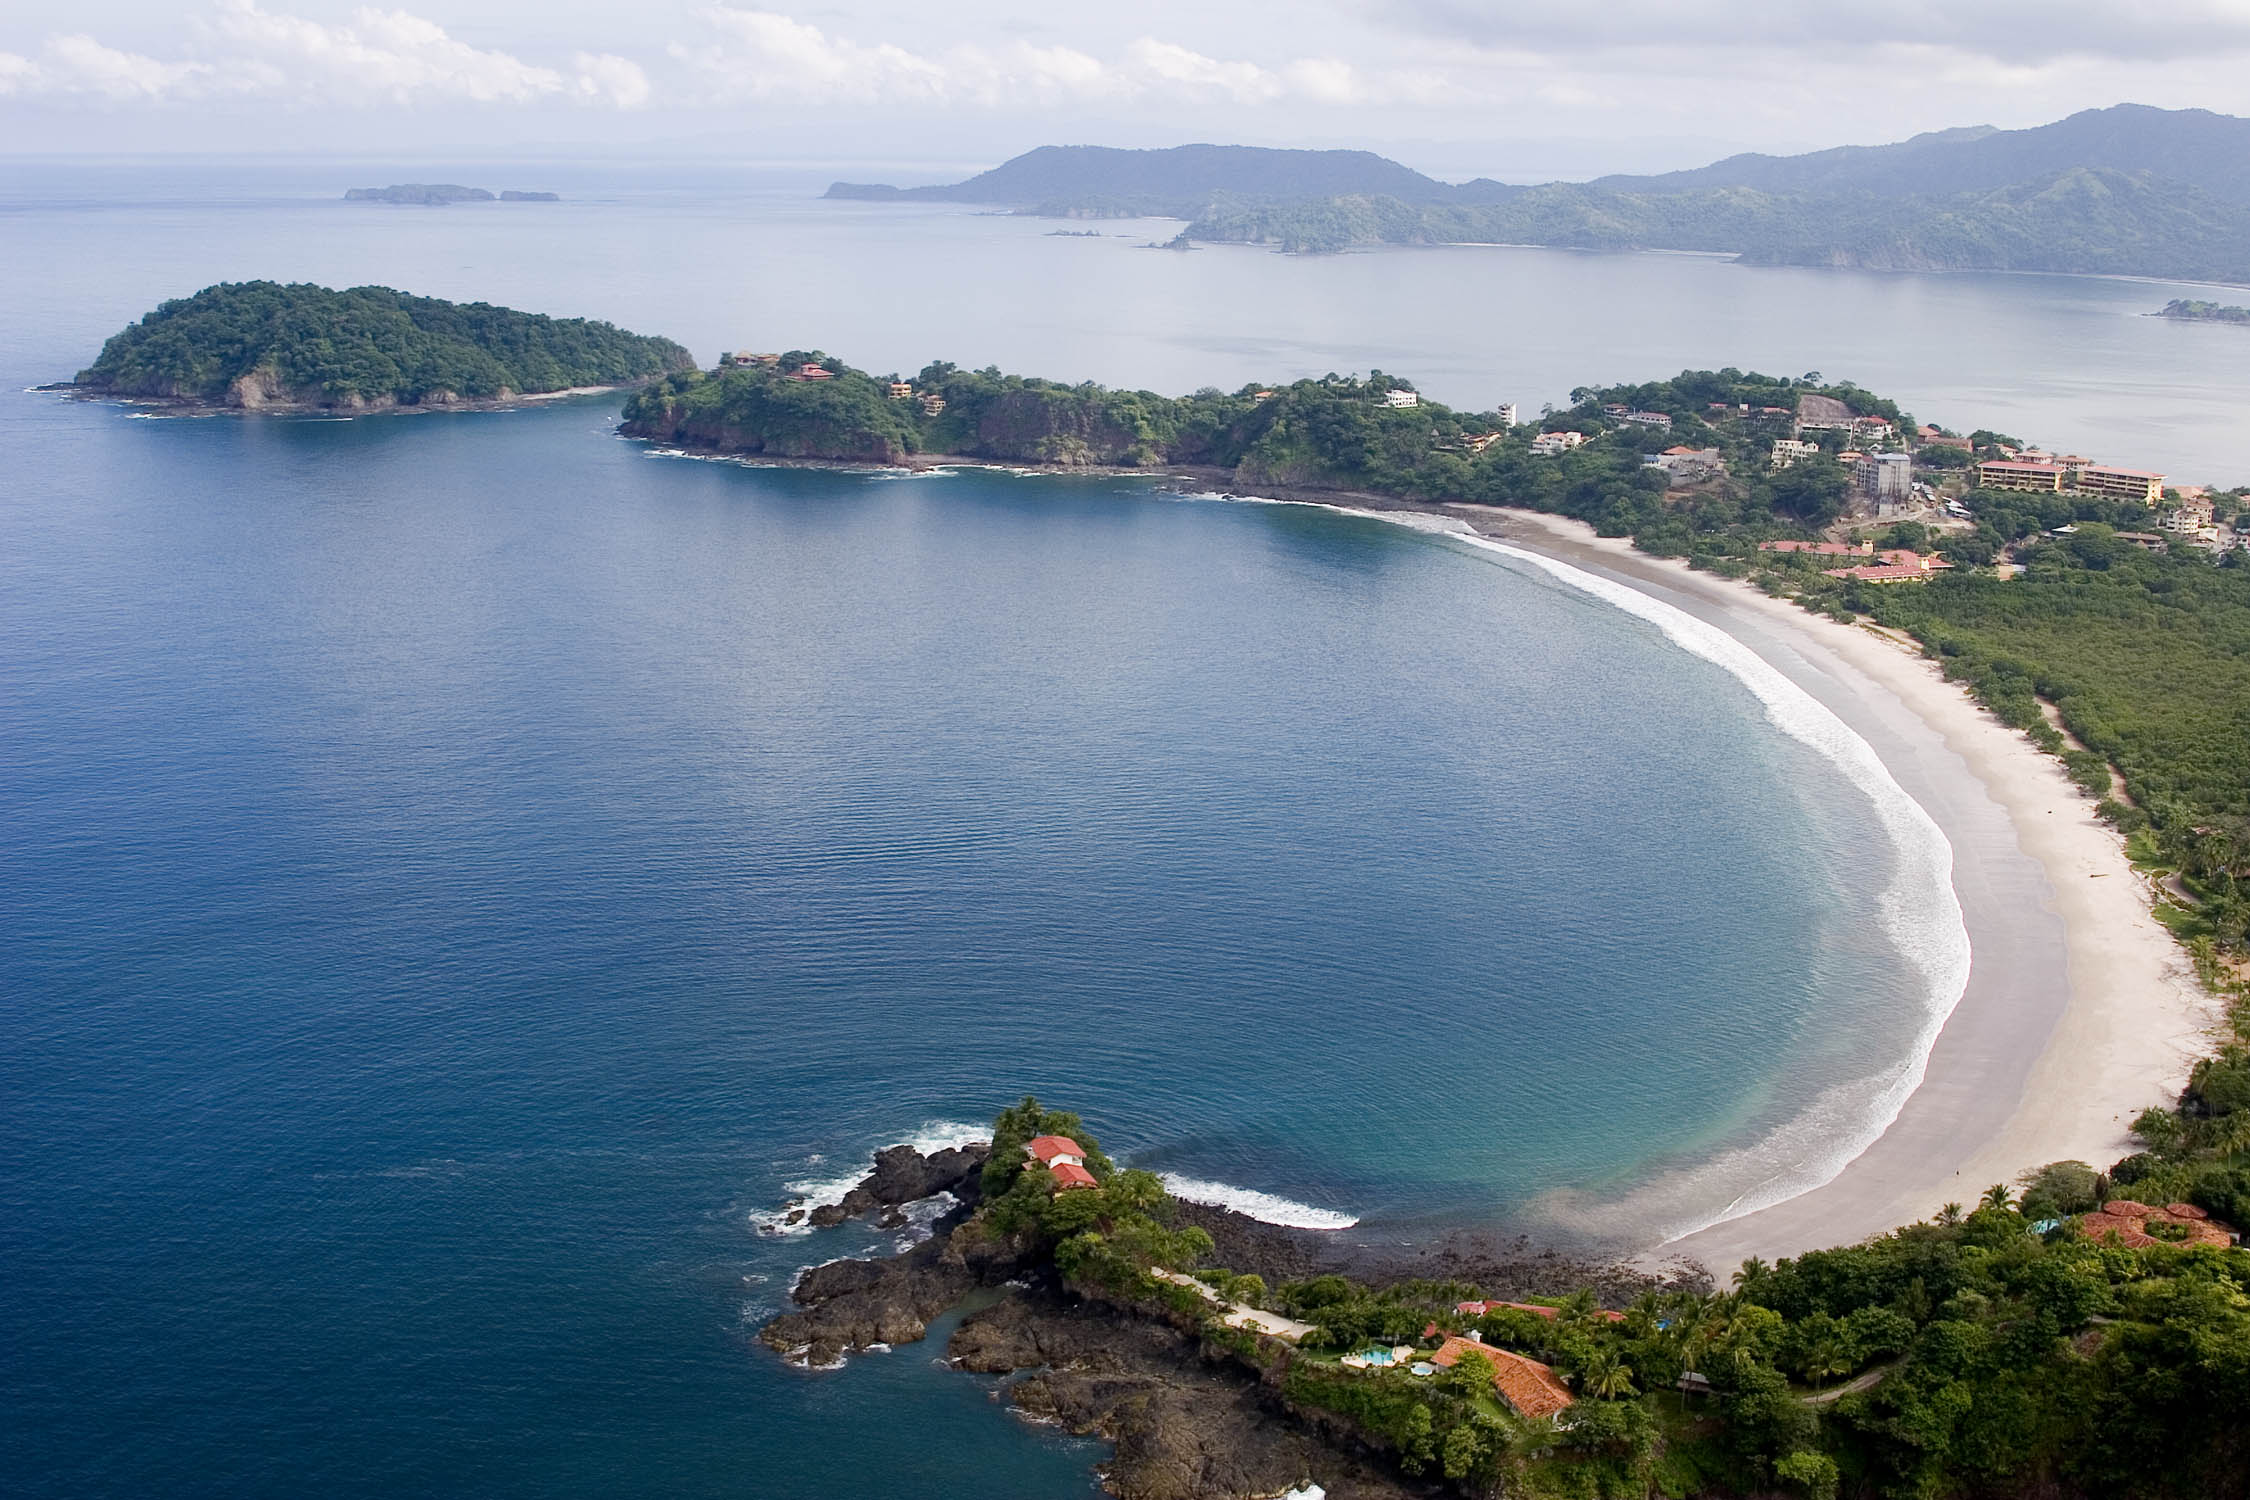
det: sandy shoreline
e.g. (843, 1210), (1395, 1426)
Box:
(1443, 505), (2215, 1270)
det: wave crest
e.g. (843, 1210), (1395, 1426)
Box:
(1159, 1173), (1359, 1229)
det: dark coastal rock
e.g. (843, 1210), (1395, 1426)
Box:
(760, 1203), (1040, 1365)
(802, 1140), (989, 1228)
(952, 1298), (1419, 1500)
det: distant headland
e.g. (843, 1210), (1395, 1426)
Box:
(63, 281), (691, 414)
(825, 105), (2250, 278)
(345, 184), (559, 205)
(2157, 299), (2250, 325)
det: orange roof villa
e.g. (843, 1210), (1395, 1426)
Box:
(1025, 1134), (1098, 1190)
(1429, 1336), (1576, 1421)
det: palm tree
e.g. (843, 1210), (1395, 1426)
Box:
(1980, 1183), (2016, 1213)
(1937, 1202), (1964, 1226)
(1581, 1348), (1637, 1400)
(1733, 1256), (1771, 1293)
(1803, 1336), (1853, 1386)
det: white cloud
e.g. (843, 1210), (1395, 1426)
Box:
(0, 1), (649, 109)
(679, 8), (1411, 110)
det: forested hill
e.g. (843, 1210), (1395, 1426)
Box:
(1188, 166), (2250, 280)
(75, 282), (695, 411)
(824, 143), (1519, 211)
(1588, 104), (2250, 205)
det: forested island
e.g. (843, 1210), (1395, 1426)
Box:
(2157, 300), (2250, 325)
(344, 184), (559, 204)
(771, 1096), (2249, 1499)
(70, 282), (692, 412)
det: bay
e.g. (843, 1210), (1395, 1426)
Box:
(0, 158), (2225, 1496)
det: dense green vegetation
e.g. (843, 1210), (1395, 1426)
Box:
(981, 1095), (2250, 1499)
(78, 281), (692, 407)
(1184, 168), (2250, 278)
(2158, 300), (2250, 325)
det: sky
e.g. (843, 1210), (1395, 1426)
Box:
(5, 0), (2249, 178)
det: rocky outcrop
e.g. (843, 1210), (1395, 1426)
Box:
(782, 1140), (988, 1229)
(759, 1195), (1039, 1366)
(950, 1297), (1420, 1500)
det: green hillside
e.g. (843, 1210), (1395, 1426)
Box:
(77, 281), (695, 409)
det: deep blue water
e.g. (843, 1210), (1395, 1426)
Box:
(0, 162), (2045, 1497)
(1, 395), (1908, 1496)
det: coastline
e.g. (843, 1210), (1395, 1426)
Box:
(1448, 505), (2215, 1269)
(630, 443), (2220, 1269)
(47, 379), (650, 418)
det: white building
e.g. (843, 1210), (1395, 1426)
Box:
(1772, 439), (1822, 468)
(1531, 431), (1586, 456)
(1382, 389), (1420, 408)
(1496, 403), (1518, 427)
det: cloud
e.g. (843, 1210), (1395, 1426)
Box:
(680, 8), (1395, 110)
(1400, 0), (2250, 64)
(0, 1), (648, 108)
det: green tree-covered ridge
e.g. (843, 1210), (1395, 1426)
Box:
(965, 1095), (2250, 1499)
(77, 282), (695, 409)
(2158, 300), (2250, 325)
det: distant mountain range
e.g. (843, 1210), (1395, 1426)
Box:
(824, 106), (2250, 282)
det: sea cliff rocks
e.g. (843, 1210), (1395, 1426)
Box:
(949, 1297), (1418, 1500)
(805, 1141), (987, 1228)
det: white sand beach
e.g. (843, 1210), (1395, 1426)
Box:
(1452, 506), (2218, 1272)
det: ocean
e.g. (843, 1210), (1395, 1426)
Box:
(0, 159), (2219, 1496)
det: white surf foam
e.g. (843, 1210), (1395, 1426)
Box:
(1178, 491), (1974, 1244)
(1159, 1173), (1359, 1230)
(751, 1120), (992, 1237)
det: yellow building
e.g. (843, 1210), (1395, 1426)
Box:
(1977, 460), (2066, 493)
(2075, 465), (2165, 504)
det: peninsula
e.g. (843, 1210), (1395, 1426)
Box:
(771, 1097), (2248, 1499)
(69, 282), (693, 413)
(2158, 299), (2250, 325)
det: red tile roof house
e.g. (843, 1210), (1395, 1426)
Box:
(1025, 1135), (1098, 1190)
(1429, 1336), (1576, 1421)
(789, 363), (835, 381)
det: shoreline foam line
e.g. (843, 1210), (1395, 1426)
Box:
(1184, 492), (1974, 1247)
(1158, 1173), (1360, 1230)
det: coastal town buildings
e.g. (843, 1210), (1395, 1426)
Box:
(918, 392), (946, 415)
(887, 381), (914, 400)
(789, 363), (835, 382)
(2076, 464), (2166, 504)
(1978, 459), (2068, 493)
(1622, 410), (1673, 431)
(1771, 439), (1822, 468)
(1531, 431), (1586, 456)
(1382, 389), (1420, 408)
(1918, 425), (1972, 450)
(2079, 1200), (2234, 1249)
(1496, 403), (1518, 427)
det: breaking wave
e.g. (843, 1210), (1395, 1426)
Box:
(1159, 1173), (1359, 1230)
